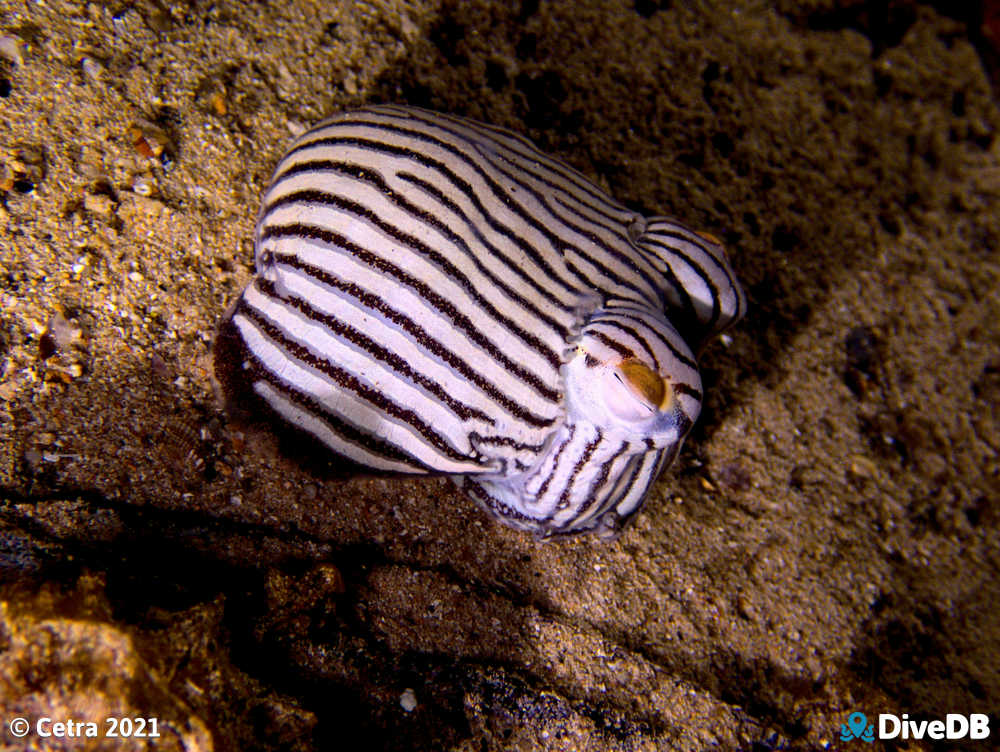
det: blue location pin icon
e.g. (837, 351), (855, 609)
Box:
(847, 712), (868, 738)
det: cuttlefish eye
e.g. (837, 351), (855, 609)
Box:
(605, 358), (674, 422)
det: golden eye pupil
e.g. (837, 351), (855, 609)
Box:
(619, 359), (669, 410)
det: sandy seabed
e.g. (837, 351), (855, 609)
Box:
(0, 1), (998, 750)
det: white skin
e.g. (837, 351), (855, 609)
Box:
(465, 307), (701, 536)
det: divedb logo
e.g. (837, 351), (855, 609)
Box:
(840, 711), (991, 743)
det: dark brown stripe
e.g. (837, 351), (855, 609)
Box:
(673, 382), (703, 402)
(462, 477), (537, 523)
(238, 298), (485, 467)
(552, 431), (603, 513)
(639, 231), (731, 326)
(591, 329), (634, 360)
(395, 105), (627, 220)
(468, 432), (548, 453)
(365, 109), (653, 295)
(639, 247), (702, 327)
(485, 156), (666, 309)
(268, 247), (557, 429)
(595, 310), (699, 372)
(533, 424), (575, 502)
(260, 221), (561, 403)
(275, 158), (576, 328)
(554, 440), (632, 530)
(609, 452), (651, 513)
(263, 187), (564, 373)
(281, 132), (588, 295)
(235, 328), (432, 472)
(397, 170), (575, 322)
(252, 276), (494, 424)
(284, 122), (658, 304)
(589, 316), (661, 371)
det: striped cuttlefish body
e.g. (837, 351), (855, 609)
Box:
(215, 105), (745, 538)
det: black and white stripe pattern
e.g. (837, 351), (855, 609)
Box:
(216, 105), (745, 537)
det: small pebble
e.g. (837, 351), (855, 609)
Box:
(132, 174), (154, 196)
(81, 57), (105, 82)
(45, 312), (83, 350)
(84, 192), (115, 218)
(399, 688), (417, 712)
(209, 91), (227, 116)
(119, 193), (167, 221)
(0, 35), (23, 65)
(130, 121), (170, 159)
(5, 146), (46, 193)
(848, 455), (879, 480)
(0, 381), (18, 401)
